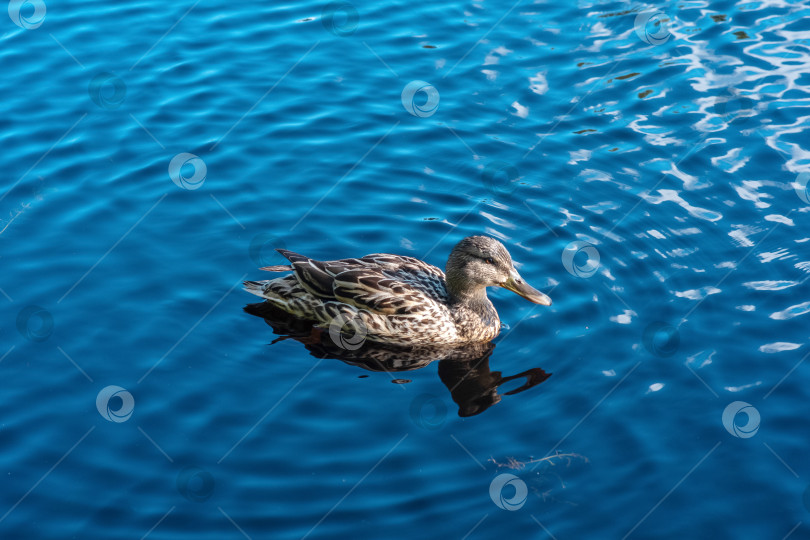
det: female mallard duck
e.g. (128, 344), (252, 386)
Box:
(244, 236), (551, 346)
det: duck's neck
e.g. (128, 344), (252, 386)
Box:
(446, 279), (499, 334)
(447, 282), (489, 308)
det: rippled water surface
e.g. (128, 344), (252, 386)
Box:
(2, 0), (810, 538)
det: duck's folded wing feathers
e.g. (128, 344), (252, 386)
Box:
(268, 250), (448, 315)
(276, 249), (368, 300)
(330, 270), (430, 315)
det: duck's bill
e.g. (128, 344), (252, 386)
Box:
(501, 271), (552, 306)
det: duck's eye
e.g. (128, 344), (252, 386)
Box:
(485, 257), (494, 265)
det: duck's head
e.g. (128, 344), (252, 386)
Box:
(445, 236), (552, 306)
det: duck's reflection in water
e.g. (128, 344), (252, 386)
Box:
(245, 302), (551, 417)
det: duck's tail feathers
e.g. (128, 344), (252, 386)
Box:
(243, 280), (269, 298)
(259, 264), (292, 272)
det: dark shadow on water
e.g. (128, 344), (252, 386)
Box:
(244, 302), (551, 417)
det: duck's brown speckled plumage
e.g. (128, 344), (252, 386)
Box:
(244, 236), (552, 346)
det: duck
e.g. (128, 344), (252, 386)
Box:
(243, 235), (551, 347)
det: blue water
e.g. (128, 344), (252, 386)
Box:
(2, 0), (810, 537)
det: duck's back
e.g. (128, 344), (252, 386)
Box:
(245, 250), (467, 345)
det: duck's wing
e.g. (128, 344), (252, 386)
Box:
(270, 249), (369, 300)
(275, 250), (449, 315)
(354, 253), (449, 307)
